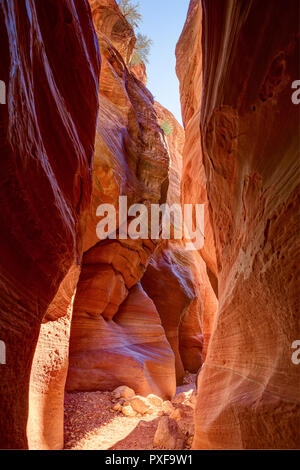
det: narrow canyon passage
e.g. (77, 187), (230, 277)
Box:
(0, 0), (299, 452)
(61, 0), (206, 450)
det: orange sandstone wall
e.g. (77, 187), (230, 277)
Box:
(67, 0), (208, 397)
(142, 103), (213, 381)
(176, 0), (218, 362)
(66, 0), (176, 399)
(177, 0), (300, 449)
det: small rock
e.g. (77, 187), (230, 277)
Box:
(170, 408), (182, 421)
(183, 372), (196, 385)
(184, 389), (194, 399)
(147, 394), (163, 408)
(112, 403), (122, 411)
(186, 392), (197, 408)
(173, 392), (186, 404)
(130, 396), (151, 414)
(153, 416), (185, 450)
(121, 405), (137, 417)
(162, 400), (174, 415)
(112, 385), (135, 400)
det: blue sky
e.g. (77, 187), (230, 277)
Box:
(137, 0), (190, 125)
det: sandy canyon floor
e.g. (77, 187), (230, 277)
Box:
(64, 374), (196, 450)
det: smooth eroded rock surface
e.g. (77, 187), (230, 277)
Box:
(0, 0), (100, 449)
(66, 284), (176, 399)
(67, 0), (177, 399)
(177, 0), (300, 449)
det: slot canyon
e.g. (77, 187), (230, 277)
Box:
(0, 0), (299, 451)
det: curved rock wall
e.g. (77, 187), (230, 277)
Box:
(67, 0), (208, 398)
(89, 0), (135, 65)
(0, 0), (100, 449)
(177, 0), (300, 449)
(2, 0), (295, 451)
(66, 0), (176, 399)
(141, 102), (215, 382)
(142, 242), (196, 383)
(176, 0), (218, 296)
(176, 0), (218, 362)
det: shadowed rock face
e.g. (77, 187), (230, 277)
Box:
(177, 0), (300, 450)
(142, 243), (196, 384)
(0, 0), (100, 449)
(141, 104), (214, 383)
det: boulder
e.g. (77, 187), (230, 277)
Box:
(162, 401), (175, 415)
(170, 408), (182, 421)
(173, 393), (186, 405)
(130, 396), (151, 415)
(147, 394), (163, 408)
(112, 385), (135, 400)
(154, 417), (185, 450)
(121, 405), (136, 417)
(112, 403), (122, 412)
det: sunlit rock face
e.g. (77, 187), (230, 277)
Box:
(67, 283), (176, 399)
(66, 0), (176, 399)
(141, 103), (211, 382)
(89, 0), (135, 65)
(177, 0), (300, 449)
(154, 102), (185, 206)
(176, 0), (218, 300)
(130, 62), (147, 86)
(175, 0), (218, 364)
(0, 0), (100, 449)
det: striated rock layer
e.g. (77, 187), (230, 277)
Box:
(140, 103), (206, 381)
(142, 242), (196, 383)
(89, 0), (135, 65)
(177, 0), (300, 449)
(0, 0), (100, 449)
(66, 0), (176, 399)
(67, 283), (175, 399)
(67, 0), (207, 397)
(176, 0), (218, 363)
(176, 0), (218, 299)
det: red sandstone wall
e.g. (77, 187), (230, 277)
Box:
(177, 0), (300, 449)
(0, 0), (100, 449)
